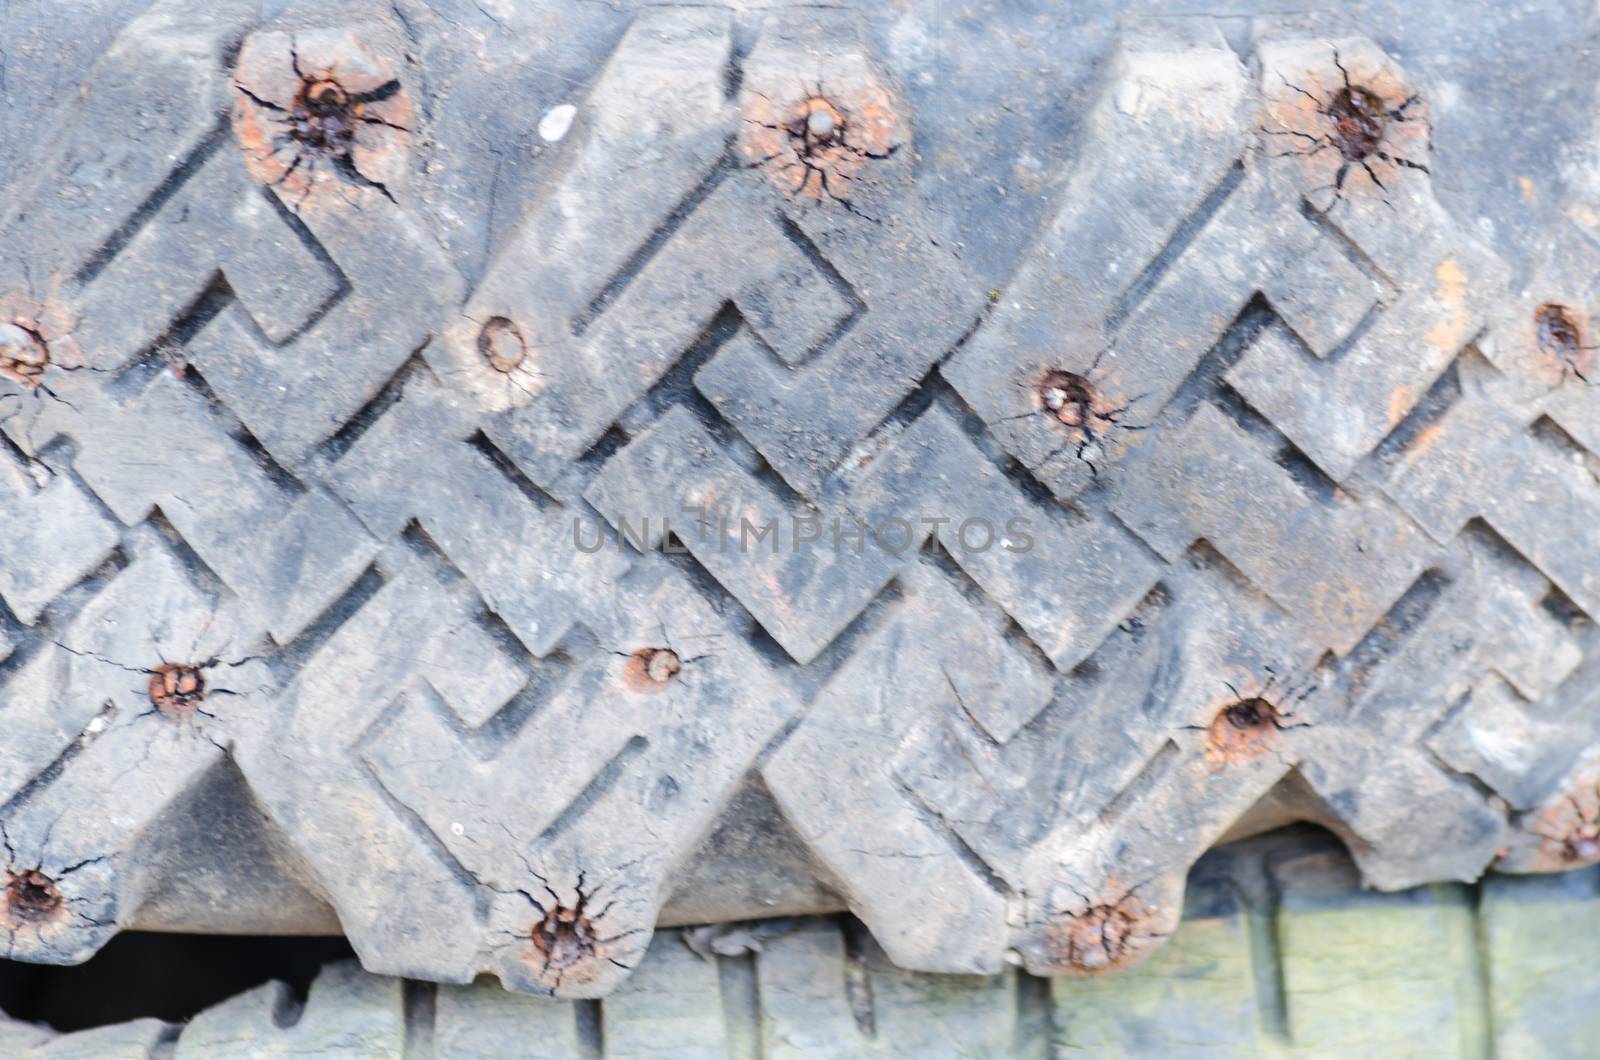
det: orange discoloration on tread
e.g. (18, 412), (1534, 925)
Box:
(1424, 259), (1469, 353)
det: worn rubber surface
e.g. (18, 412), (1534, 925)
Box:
(3, 0), (1600, 997)
(6, 832), (1600, 1057)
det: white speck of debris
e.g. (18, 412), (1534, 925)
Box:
(538, 104), (577, 144)
(86, 717), (107, 735)
(450, 821), (465, 837)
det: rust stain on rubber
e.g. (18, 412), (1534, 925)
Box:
(1264, 46), (1428, 207)
(1040, 891), (1168, 976)
(742, 86), (900, 203)
(1513, 767), (1600, 871)
(1206, 695), (1283, 767)
(1198, 669), (1313, 770)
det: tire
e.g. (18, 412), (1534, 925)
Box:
(1, 0), (1598, 998)
(3, 830), (1598, 1057)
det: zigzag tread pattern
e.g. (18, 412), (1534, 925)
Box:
(0, 0), (1597, 996)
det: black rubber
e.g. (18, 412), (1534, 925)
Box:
(1, 0), (1598, 999)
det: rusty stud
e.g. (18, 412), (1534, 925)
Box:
(624, 647), (681, 693)
(478, 317), (528, 373)
(531, 903), (599, 974)
(0, 322), (48, 388)
(231, 30), (413, 200)
(1535, 303), (1582, 361)
(1036, 368), (1123, 436)
(148, 663), (207, 716)
(290, 79), (358, 160)
(740, 81), (900, 203)
(1325, 85), (1387, 161)
(3, 868), (62, 924)
(1204, 695), (1289, 768)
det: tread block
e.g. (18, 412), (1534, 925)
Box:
(603, 934), (729, 1058)
(1111, 399), (1434, 655)
(586, 402), (901, 665)
(0, 457), (118, 626)
(174, 961), (404, 1058)
(1273, 850), (1487, 1057)
(1480, 867), (1600, 1058)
